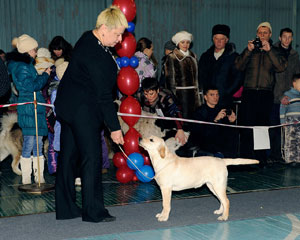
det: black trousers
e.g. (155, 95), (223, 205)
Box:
(239, 90), (273, 163)
(55, 104), (109, 222)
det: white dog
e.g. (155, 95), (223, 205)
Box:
(139, 136), (259, 222)
(119, 111), (189, 154)
(0, 112), (22, 175)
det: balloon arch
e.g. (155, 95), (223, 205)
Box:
(112, 0), (154, 183)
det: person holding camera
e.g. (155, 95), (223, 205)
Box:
(235, 22), (287, 166)
(176, 86), (237, 158)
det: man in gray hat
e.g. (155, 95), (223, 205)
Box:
(235, 22), (287, 166)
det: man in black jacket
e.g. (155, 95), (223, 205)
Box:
(176, 86), (238, 158)
(198, 24), (243, 108)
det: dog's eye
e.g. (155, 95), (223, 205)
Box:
(150, 139), (154, 142)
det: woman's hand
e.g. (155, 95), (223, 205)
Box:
(175, 129), (187, 145)
(45, 67), (51, 75)
(111, 130), (124, 145)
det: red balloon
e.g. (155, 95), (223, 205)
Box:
(112, 152), (127, 168)
(142, 153), (151, 166)
(123, 127), (141, 155)
(113, 0), (137, 22)
(116, 166), (134, 183)
(115, 32), (136, 58)
(117, 66), (139, 95)
(132, 173), (138, 182)
(120, 96), (141, 127)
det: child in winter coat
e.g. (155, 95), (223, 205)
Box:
(280, 73), (300, 164)
(6, 34), (51, 184)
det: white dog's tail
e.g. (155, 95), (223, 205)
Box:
(1, 112), (18, 132)
(224, 158), (259, 166)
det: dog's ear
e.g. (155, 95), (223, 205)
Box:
(158, 144), (166, 158)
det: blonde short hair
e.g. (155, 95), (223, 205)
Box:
(95, 6), (128, 30)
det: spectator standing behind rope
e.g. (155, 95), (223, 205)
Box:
(159, 40), (176, 87)
(6, 34), (51, 184)
(164, 31), (201, 120)
(134, 37), (157, 88)
(198, 24), (243, 108)
(235, 22), (287, 166)
(269, 28), (300, 164)
(54, 6), (126, 223)
(280, 74), (300, 166)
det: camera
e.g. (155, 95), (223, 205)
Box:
(225, 109), (232, 116)
(253, 37), (262, 49)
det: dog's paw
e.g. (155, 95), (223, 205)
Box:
(217, 215), (228, 221)
(214, 209), (223, 215)
(156, 213), (169, 221)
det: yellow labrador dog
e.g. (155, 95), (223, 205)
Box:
(139, 136), (259, 222)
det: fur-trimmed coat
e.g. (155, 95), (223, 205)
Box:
(164, 48), (201, 119)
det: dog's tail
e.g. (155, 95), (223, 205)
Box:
(1, 112), (19, 132)
(224, 158), (259, 166)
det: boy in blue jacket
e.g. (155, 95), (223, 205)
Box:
(280, 73), (300, 165)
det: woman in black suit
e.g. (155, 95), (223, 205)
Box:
(54, 6), (127, 223)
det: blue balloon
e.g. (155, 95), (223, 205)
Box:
(130, 56), (139, 68)
(127, 22), (135, 33)
(127, 152), (144, 170)
(136, 165), (155, 183)
(116, 57), (122, 68)
(121, 56), (130, 67)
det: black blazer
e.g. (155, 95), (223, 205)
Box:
(55, 31), (120, 131)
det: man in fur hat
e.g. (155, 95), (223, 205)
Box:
(198, 24), (243, 109)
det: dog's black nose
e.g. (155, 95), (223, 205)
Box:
(138, 137), (142, 143)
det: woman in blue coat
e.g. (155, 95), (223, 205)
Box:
(7, 34), (50, 185)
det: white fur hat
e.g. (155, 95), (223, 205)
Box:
(16, 34), (38, 53)
(172, 31), (193, 46)
(56, 61), (69, 80)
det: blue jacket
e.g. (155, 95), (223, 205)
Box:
(7, 52), (48, 136)
(280, 87), (300, 124)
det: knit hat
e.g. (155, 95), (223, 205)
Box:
(172, 31), (193, 46)
(257, 22), (272, 33)
(164, 40), (176, 51)
(11, 37), (18, 48)
(56, 61), (69, 80)
(16, 34), (38, 53)
(212, 24), (230, 38)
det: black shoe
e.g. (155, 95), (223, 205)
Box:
(100, 214), (116, 222)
